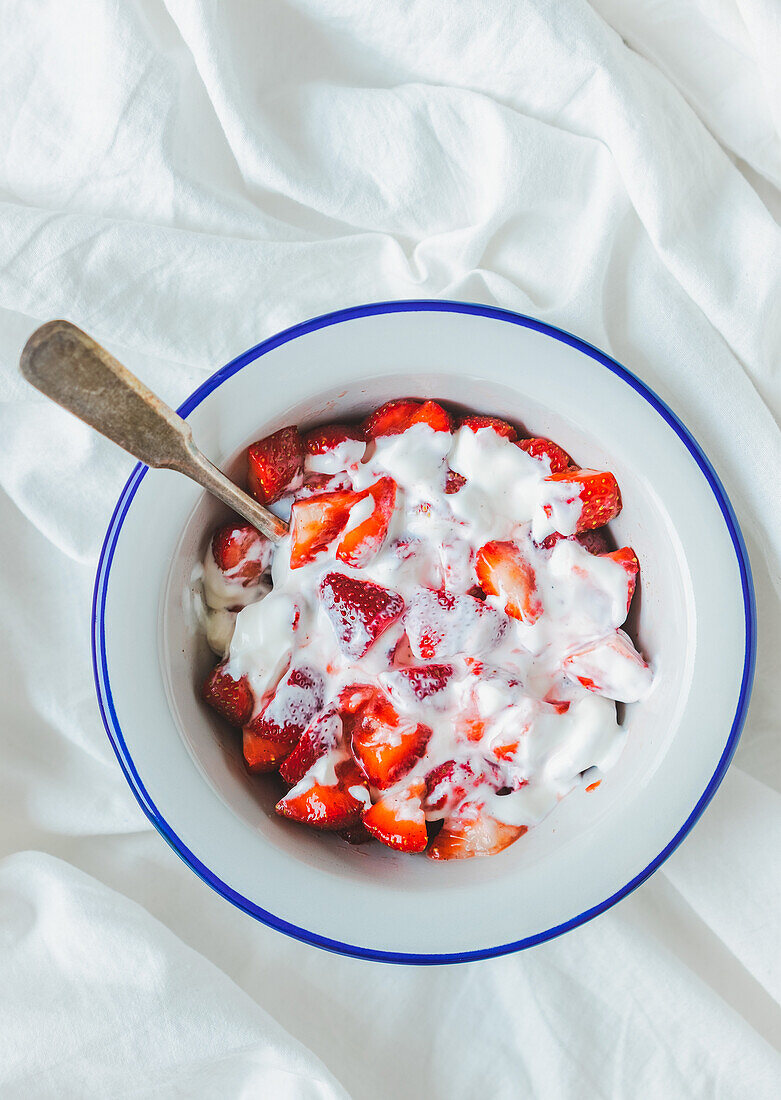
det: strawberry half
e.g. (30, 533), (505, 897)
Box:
(363, 783), (428, 853)
(276, 757), (368, 830)
(475, 540), (543, 624)
(603, 546), (639, 612)
(211, 523), (272, 583)
(303, 424), (364, 454)
(363, 399), (451, 439)
(342, 687), (432, 789)
(248, 663), (325, 743)
(427, 804), (526, 860)
(545, 469), (622, 532)
(279, 706), (341, 786)
(247, 426), (304, 504)
(336, 477), (396, 567)
(459, 414), (517, 440)
(243, 727), (297, 773)
(515, 437), (572, 473)
(289, 489), (361, 568)
(202, 663), (254, 727)
(320, 573), (405, 659)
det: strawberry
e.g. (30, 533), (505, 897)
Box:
(459, 415), (517, 440)
(363, 399), (451, 439)
(303, 424), (364, 454)
(576, 529), (611, 555)
(289, 489), (361, 568)
(363, 783), (428, 853)
(405, 588), (506, 660)
(276, 757), (368, 830)
(247, 426), (304, 504)
(445, 469), (467, 494)
(201, 663), (254, 727)
(544, 469), (622, 532)
(248, 663), (324, 743)
(343, 687), (432, 789)
(563, 629), (652, 703)
(211, 523), (272, 583)
(475, 541), (543, 624)
(320, 573), (405, 659)
(601, 546), (640, 613)
(427, 804), (527, 860)
(515, 437), (572, 473)
(336, 477), (396, 567)
(423, 760), (474, 813)
(394, 663), (454, 701)
(243, 727), (297, 773)
(279, 706), (341, 785)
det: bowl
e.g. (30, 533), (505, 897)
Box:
(93, 300), (755, 963)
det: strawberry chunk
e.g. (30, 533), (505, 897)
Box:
(211, 523), (272, 583)
(475, 541), (543, 624)
(247, 426), (304, 504)
(363, 783), (428, 853)
(563, 629), (652, 703)
(363, 399), (451, 439)
(427, 804), (526, 860)
(289, 489), (361, 568)
(602, 547), (639, 612)
(343, 687), (432, 789)
(459, 414), (517, 440)
(405, 587), (506, 660)
(423, 760), (474, 814)
(393, 663), (454, 701)
(445, 469), (467, 494)
(276, 757), (368, 830)
(576, 528), (611, 555)
(243, 727), (297, 773)
(248, 662), (324, 743)
(545, 469), (622, 532)
(201, 663), (254, 727)
(338, 822), (376, 845)
(279, 706), (341, 785)
(336, 477), (396, 567)
(320, 573), (405, 659)
(303, 424), (364, 454)
(515, 437), (572, 473)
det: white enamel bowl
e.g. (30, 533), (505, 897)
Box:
(93, 301), (755, 963)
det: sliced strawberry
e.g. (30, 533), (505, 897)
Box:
(445, 469), (467, 494)
(475, 541), (543, 624)
(279, 706), (341, 785)
(603, 547), (639, 612)
(405, 588), (506, 660)
(515, 437), (572, 473)
(563, 629), (652, 703)
(545, 469), (622, 532)
(343, 687), (432, 789)
(459, 414), (517, 440)
(289, 489), (361, 568)
(394, 663), (454, 701)
(247, 426), (304, 504)
(243, 726), (297, 773)
(276, 757), (368, 830)
(363, 783), (428, 853)
(201, 663), (254, 727)
(336, 477), (396, 567)
(423, 760), (474, 814)
(248, 663), (324, 743)
(363, 399), (451, 439)
(320, 573), (405, 659)
(296, 471), (352, 497)
(211, 523), (272, 583)
(427, 804), (526, 860)
(303, 424), (364, 454)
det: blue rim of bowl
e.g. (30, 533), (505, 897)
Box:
(92, 299), (756, 965)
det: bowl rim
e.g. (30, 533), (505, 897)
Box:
(92, 298), (756, 965)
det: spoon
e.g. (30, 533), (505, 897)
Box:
(19, 320), (289, 542)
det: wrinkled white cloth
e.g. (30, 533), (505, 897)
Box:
(0, 1), (779, 1097)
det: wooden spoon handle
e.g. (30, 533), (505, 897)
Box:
(19, 320), (288, 542)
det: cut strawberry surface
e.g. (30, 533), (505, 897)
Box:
(603, 547), (639, 612)
(459, 414), (517, 440)
(405, 587), (506, 660)
(343, 687), (432, 789)
(475, 541), (543, 624)
(303, 424), (364, 454)
(336, 477), (396, 567)
(243, 727), (297, 773)
(427, 804), (526, 860)
(545, 468), (622, 532)
(247, 425), (304, 504)
(363, 399), (451, 438)
(249, 662), (324, 743)
(202, 663), (254, 727)
(515, 437), (572, 473)
(320, 573), (405, 659)
(363, 783), (428, 853)
(279, 706), (341, 785)
(290, 489), (361, 568)
(276, 757), (368, 830)
(211, 523), (272, 583)
(563, 629), (652, 703)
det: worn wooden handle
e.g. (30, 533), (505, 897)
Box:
(20, 320), (288, 542)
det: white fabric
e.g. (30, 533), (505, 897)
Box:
(0, 1), (779, 1096)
